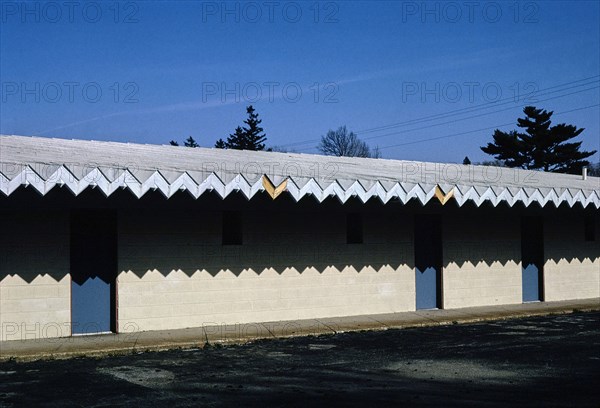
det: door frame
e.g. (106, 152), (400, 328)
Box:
(414, 214), (443, 309)
(521, 216), (544, 302)
(69, 209), (118, 335)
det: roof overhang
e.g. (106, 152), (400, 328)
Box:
(1, 135), (599, 209)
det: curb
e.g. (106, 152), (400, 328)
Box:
(1, 304), (598, 363)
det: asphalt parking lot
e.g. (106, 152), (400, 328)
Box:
(1, 311), (599, 407)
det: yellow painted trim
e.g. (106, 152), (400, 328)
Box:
(262, 175), (288, 200)
(435, 185), (454, 205)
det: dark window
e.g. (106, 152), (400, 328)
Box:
(585, 216), (595, 242)
(347, 213), (363, 244)
(222, 211), (242, 245)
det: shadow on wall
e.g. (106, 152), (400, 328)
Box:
(0, 207), (70, 284)
(0, 187), (598, 283)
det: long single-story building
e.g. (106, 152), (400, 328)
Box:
(0, 135), (598, 340)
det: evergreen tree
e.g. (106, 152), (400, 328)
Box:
(214, 105), (267, 150)
(240, 105), (267, 151)
(463, 156), (471, 165)
(224, 126), (246, 150)
(184, 136), (199, 148)
(170, 136), (199, 147)
(481, 106), (596, 174)
(478, 159), (506, 167)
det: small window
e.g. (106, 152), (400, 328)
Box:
(347, 213), (363, 244)
(584, 216), (595, 242)
(222, 211), (242, 245)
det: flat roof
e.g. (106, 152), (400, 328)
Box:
(1, 135), (598, 208)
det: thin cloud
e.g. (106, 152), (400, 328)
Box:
(39, 48), (519, 135)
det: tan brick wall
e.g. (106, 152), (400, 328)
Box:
(117, 207), (415, 332)
(0, 211), (71, 341)
(442, 210), (522, 309)
(544, 213), (600, 301)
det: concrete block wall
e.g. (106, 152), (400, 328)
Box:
(116, 206), (415, 332)
(544, 213), (600, 301)
(1, 193), (598, 339)
(0, 211), (71, 341)
(442, 210), (522, 308)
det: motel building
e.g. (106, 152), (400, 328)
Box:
(0, 135), (598, 341)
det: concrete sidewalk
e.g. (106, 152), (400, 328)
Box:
(1, 298), (598, 362)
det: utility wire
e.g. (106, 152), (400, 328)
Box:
(286, 80), (599, 149)
(294, 87), (599, 152)
(361, 86), (598, 142)
(356, 76), (600, 134)
(280, 75), (600, 149)
(376, 103), (600, 150)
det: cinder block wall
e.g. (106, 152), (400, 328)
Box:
(0, 211), (71, 341)
(2, 192), (597, 340)
(544, 213), (600, 301)
(117, 203), (415, 332)
(442, 209), (522, 308)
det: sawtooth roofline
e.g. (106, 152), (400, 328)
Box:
(1, 135), (599, 208)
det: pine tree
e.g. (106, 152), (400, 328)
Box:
(481, 106), (596, 174)
(184, 136), (199, 148)
(214, 138), (226, 149)
(214, 105), (267, 150)
(170, 137), (199, 147)
(224, 126), (246, 150)
(463, 156), (471, 165)
(241, 105), (267, 151)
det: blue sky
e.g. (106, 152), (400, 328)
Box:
(1, 0), (599, 163)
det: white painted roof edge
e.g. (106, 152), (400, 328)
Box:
(1, 135), (599, 208)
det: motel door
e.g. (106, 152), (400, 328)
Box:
(71, 211), (117, 335)
(521, 216), (544, 302)
(414, 215), (442, 309)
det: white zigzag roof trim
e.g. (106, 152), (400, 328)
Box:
(1, 163), (599, 208)
(1, 135), (599, 209)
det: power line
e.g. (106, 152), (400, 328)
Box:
(294, 86), (599, 152)
(286, 79), (599, 149)
(356, 76), (600, 135)
(361, 86), (598, 142)
(376, 103), (600, 150)
(280, 75), (600, 149)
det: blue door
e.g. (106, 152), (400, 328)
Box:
(522, 264), (540, 302)
(416, 267), (438, 309)
(415, 215), (442, 310)
(71, 211), (117, 335)
(521, 217), (543, 302)
(72, 277), (111, 334)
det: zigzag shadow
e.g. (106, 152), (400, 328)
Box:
(0, 187), (597, 284)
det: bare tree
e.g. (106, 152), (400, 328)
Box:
(318, 126), (373, 158)
(371, 145), (382, 159)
